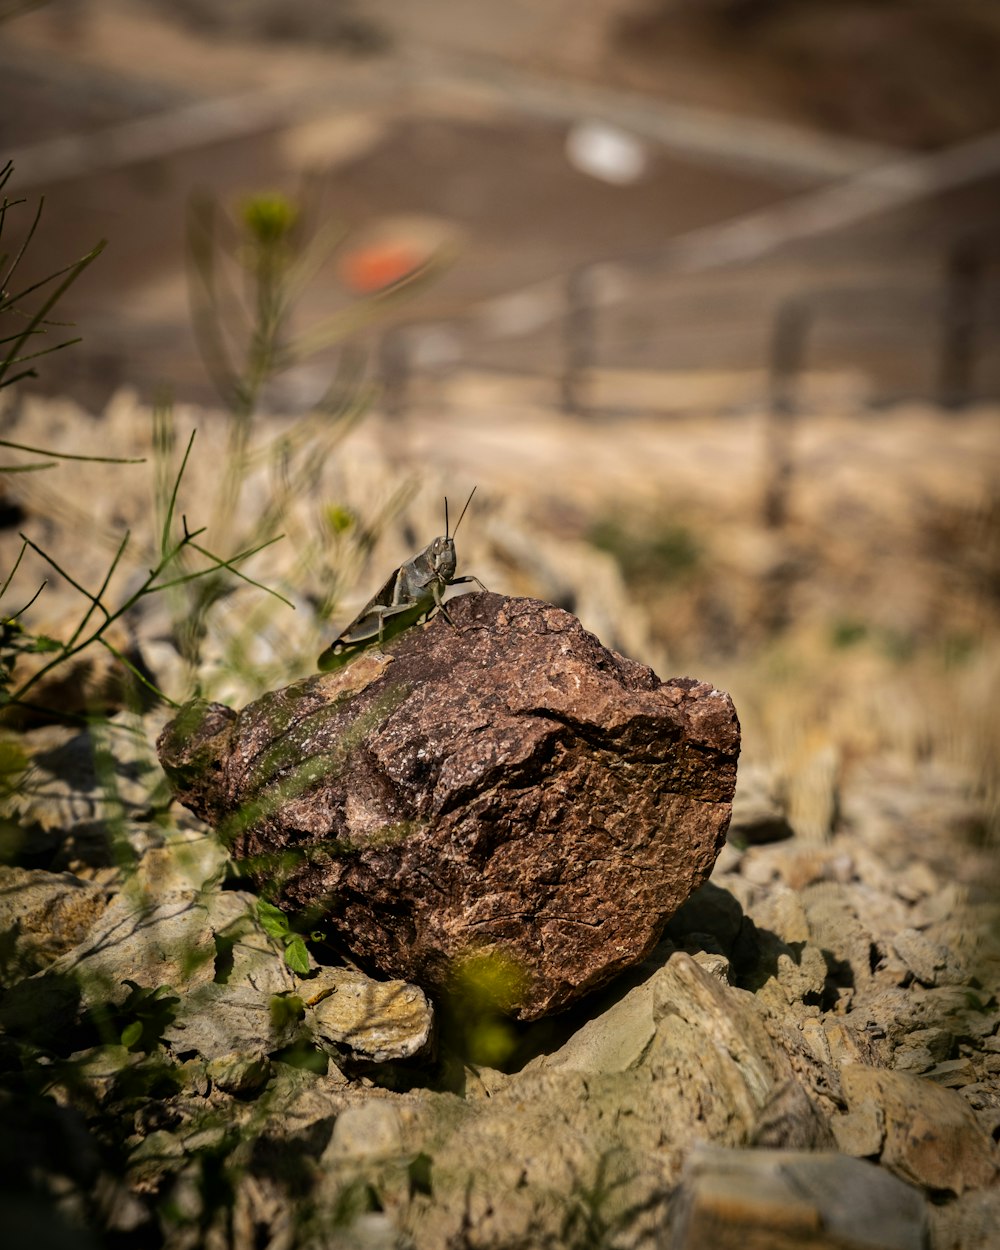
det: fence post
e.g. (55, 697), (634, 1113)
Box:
(561, 266), (595, 416)
(938, 237), (986, 410)
(762, 296), (810, 531)
(378, 326), (409, 419)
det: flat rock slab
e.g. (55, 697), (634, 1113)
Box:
(0, 866), (110, 986)
(158, 594), (739, 1019)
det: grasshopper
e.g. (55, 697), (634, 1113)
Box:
(318, 487), (486, 671)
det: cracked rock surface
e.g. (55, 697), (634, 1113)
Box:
(158, 593), (740, 1019)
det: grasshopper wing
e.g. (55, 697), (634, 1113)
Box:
(317, 569), (399, 671)
(318, 568), (438, 671)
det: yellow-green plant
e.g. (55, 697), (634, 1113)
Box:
(443, 947), (529, 1068)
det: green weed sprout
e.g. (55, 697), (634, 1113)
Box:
(0, 161), (167, 717)
(255, 899), (313, 976)
(2, 425), (291, 720)
(189, 187), (440, 423)
(445, 948), (529, 1068)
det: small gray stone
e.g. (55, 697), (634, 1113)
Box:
(669, 1146), (927, 1250)
(728, 764), (793, 844)
(749, 1079), (835, 1150)
(890, 927), (965, 987)
(902, 1026), (954, 1064)
(323, 1100), (404, 1160)
(204, 1052), (272, 1095)
(923, 1057), (975, 1087)
(55, 1044), (144, 1105)
(2, 718), (157, 836)
(55, 889), (253, 1006)
(162, 983), (301, 1061)
(831, 1102), (885, 1159)
(690, 950), (731, 981)
(525, 975), (659, 1075)
(129, 827), (230, 897)
(892, 1045), (935, 1074)
(0, 886), (296, 1044)
(841, 1065), (999, 1194)
(928, 1187), (1000, 1250)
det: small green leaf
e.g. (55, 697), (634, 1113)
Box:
(283, 936), (311, 976)
(466, 1019), (518, 1069)
(269, 992), (304, 1030)
(0, 739), (28, 780)
(27, 634), (63, 654)
(256, 898), (290, 941)
(121, 1019), (143, 1049)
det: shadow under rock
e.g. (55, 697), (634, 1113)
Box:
(0, 969), (85, 1049)
(267, 878), (854, 1092)
(485, 879), (856, 1075)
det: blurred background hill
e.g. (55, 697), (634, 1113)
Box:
(3, 0), (1000, 409)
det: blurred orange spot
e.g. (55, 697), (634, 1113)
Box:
(339, 242), (424, 293)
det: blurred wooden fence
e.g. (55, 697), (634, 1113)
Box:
(375, 126), (1000, 420)
(378, 230), (1000, 420)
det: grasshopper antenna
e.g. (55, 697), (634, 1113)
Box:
(445, 496), (450, 539)
(451, 486), (477, 540)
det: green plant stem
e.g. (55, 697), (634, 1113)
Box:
(0, 540), (28, 600)
(0, 239), (106, 389)
(0, 191), (42, 294)
(151, 533), (285, 592)
(0, 437), (145, 465)
(159, 427), (196, 558)
(6, 579), (46, 620)
(97, 636), (179, 709)
(187, 539), (294, 607)
(66, 531), (131, 649)
(10, 528), (287, 705)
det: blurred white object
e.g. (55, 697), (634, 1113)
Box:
(478, 287), (563, 337)
(412, 326), (462, 370)
(565, 120), (647, 186)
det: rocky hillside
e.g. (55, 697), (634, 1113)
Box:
(1, 388), (998, 1248)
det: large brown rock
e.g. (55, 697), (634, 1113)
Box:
(157, 594), (739, 1019)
